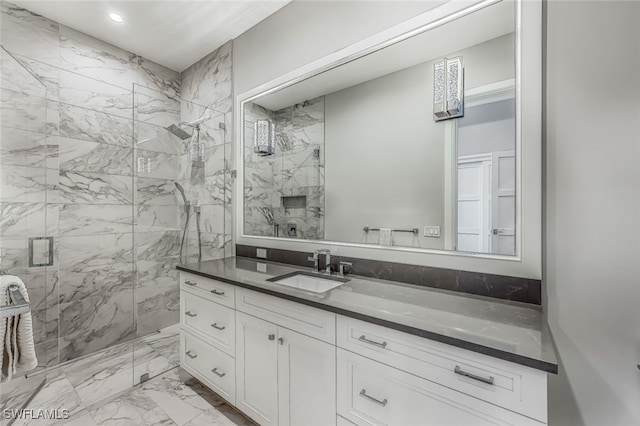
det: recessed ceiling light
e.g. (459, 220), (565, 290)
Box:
(108, 12), (124, 23)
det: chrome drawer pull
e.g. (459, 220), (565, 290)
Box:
(211, 368), (226, 377)
(185, 280), (197, 286)
(359, 389), (388, 407)
(185, 311), (197, 317)
(359, 335), (387, 348)
(454, 366), (495, 385)
(185, 351), (197, 359)
(210, 289), (225, 296)
(211, 323), (226, 331)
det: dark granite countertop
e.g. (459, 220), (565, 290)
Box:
(177, 257), (558, 374)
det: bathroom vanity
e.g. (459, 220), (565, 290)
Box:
(197, 0), (553, 423)
(177, 257), (556, 426)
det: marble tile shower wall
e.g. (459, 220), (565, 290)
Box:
(244, 98), (325, 240)
(180, 42), (233, 262)
(0, 2), (186, 364)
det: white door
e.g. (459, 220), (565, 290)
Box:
(491, 151), (516, 255)
(457, 155), (491, 253)
(277, 327), (337, 426)
(236, 312), (279, 426)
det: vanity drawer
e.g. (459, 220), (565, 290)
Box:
(180, 272), (235, 308)
(337, 415), (357, 426)
(181, 291), (235, 356)
(337, 349), (542, 426)
(181, 330), (235, 404)
(337, 315), (547, 422)
(236, 287), (336, 344)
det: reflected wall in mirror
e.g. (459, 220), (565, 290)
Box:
(243, 0), (517, 256)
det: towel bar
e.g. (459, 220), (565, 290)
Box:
(0, 284), (30, 319)
(363, 226), (419, 234)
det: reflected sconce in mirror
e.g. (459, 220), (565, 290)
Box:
(254, 119), (276, 156)
(433, 56), (464, 121)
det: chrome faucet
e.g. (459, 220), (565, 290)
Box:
(308, 249), (331, 274)
(307, 251), (320, 273)
(318, 249), (331, 274)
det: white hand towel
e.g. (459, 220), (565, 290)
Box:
(379, 228), (393, 246)
(1, 275), (38, 381)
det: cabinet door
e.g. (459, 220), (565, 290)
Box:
(278, 327), (336, 426)
(236, 312), (279, 426)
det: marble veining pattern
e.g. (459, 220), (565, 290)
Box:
(2, 326), (248, 425)
(1, 0), (230, 371)
(58, 137), (133, 176)
(244, 98), (325, 240)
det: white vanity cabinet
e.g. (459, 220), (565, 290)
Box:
(180, 271), (550, 426)
(180, 273), (337, 426)
(236, 311), (336, 426)
(336, 316), (548, 425)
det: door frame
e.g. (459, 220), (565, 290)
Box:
(444, 79), (516, 252)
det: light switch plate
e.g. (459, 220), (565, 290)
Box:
(256, 248), (267, 258)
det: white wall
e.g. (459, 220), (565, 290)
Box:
(545, 1), (640, 425)
(323, 61), (444, 248)
(233, 1), (446, 95)
(322, 34), (513, 249)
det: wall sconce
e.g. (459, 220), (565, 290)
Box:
(254, 119), (276, 156)
(433, 56), (464, 121)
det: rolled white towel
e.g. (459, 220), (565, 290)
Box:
(1, 275), (38, 381)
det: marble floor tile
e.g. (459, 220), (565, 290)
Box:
(89, 389), (174, 426)
(132, 343), (174, 385)
(140, 325), (180, 362)
(61, 410), (97, 426)
(139, 369), (214, 425)
(184, 409), (237, 426)
(12, 372), (84, 426)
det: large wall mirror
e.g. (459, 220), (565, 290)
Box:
(236, 0), (542, 278)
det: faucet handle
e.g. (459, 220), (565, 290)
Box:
(339, 261), (353, 277)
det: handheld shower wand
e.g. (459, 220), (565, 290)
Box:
(175, 182), (190, 264)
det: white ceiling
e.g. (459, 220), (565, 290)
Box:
(12, 0), (291, 72)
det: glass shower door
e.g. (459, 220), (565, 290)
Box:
(132, 84), (230, 383)
(0, 47), (52, 418)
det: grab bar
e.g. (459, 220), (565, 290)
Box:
(0, 284), (30, 319)
(363, 226), (419, 235)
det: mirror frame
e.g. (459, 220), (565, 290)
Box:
(234, 0), (541, 279)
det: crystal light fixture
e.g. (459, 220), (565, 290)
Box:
(254, 119), (275, 156)
(433, 56), (464, 121)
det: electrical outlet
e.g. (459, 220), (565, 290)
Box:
(256, 248), (267, 258)
(423, 226), (441, 238)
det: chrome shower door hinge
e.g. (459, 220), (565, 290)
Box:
(230, 170), (237, 179)
(219, 122), (226, 130)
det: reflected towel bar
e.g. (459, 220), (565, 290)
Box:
(363, 226), (419, 235)
(0, 284), (30, 319)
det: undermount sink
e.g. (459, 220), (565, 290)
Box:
(266, 271), (349, 293)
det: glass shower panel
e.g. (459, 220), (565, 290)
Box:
(0, 47), (51, 415)
(132, 84), (229, 383)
